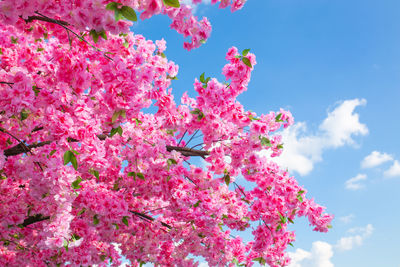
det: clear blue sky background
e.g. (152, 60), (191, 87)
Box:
(132, 1), (400, 266)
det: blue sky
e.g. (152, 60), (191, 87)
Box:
(132, 1), (400, 266)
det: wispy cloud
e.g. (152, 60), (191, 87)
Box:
(361, 151), (393, 169)
(344, 174), (367, 190)
(335, 224), (374, 251)
(384, 160), (400, 178)
(181, 0), (212, 12)
(338, 214), (355, 224)
(271, 99), (368, 176)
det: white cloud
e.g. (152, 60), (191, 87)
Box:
(181, 0), (211, 11)
(344, 174), (367, 190)
(335, 224), (374, 251)
(289, 224), (373, 266)
(288, 241), (334, 267)
(384, 160), (400, 178)
(271, 99), (368, 176)
(361, 151), (393, 169)
(338, 214), (355, 224)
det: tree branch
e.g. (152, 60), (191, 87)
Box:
(24, 15), (69, 26)
(3, 136), (209, 158)
(20, 214), (50, 227)
(166, 145), (209, 158)
(129, 210), (172, 229)
(4, 141), (52, 157)
(19, 211), (171, 229)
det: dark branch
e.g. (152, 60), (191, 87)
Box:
(20, 214), (50, 227)
(129, 210), (172, 229)
(19, 212), (171, 230)
(166, 145), (209, 158)
(4, 141), (52, 157)
(24, 15), (69, 26)
(4, 135), (209, 158)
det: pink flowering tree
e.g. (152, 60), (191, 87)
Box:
(0, 0), (332, 266)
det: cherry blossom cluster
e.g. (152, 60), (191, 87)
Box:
(0, 1), (332, 266)
(0, 0), (245, 50)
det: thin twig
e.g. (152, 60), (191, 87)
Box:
(129, 210), (172, 229)
(185, 129), (199, 147)
(31, 12), (113, 61)
(0, 81), (14, 88)
(177, 130), (187, 146)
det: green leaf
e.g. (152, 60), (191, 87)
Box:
(123, 39), (129, 48)
(89, 30), (99, 43)
(121, 6), (137, 21)
(167, 158), (177, 169)
(112, 110), (120, 123)
(114, 9), (124, 21)
(224, 174), (230, 186)
(0, 48), (3, 55)
(32, 86), (40, 96)
(163, 0), (180, 8)
(288, 242), (294, 247)
(278, 212), (287, 224)
(120, 109), (126, 119)
(37, 47), (44, 52)
(128, 172), (136, 179)
(112, 223), (119, 230)
(253, 257), (266, 265)
(117, 126), (123, 136)
(193, 200), (201, 208)
(100, 254), (107, 261)
(259, 136), (272, 147)
(288, 217), (294, 224)
(297, 190), (305, 203)
(106, 2), (120, 11)
(71, 177), (82, 190)
(11, 36), (18, 44)
(200, 72), (205, 83)
(63, 239), (69, 252)
(99, 30), (107, 40)
(275, 113), (283, 122)
(136, 172), (145, 180)
(89, 169), (99, 180)
(93, 214), (100, 225)
(167, 75), (178, 80)
(110, 126), (123, 137)
(327, 224), (333, 229)
(277, 144), (284, 149)
(49, 149), (57, 156)
(70, 149), (80, 155)
(77, 208), (86, 216)
(242, 57), (252, 68)
(134, 118), (142, 126)
(70, 154), (78, 170)
(190, 108), (200, 115)
(122, 216), (129, 227)
(242, 48), (250, 56)
(63, 150), (73, 165)
(20, 109), (29, 121)
(71, 234), (81, 241)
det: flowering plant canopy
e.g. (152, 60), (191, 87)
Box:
(0, 1), (332, 266)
